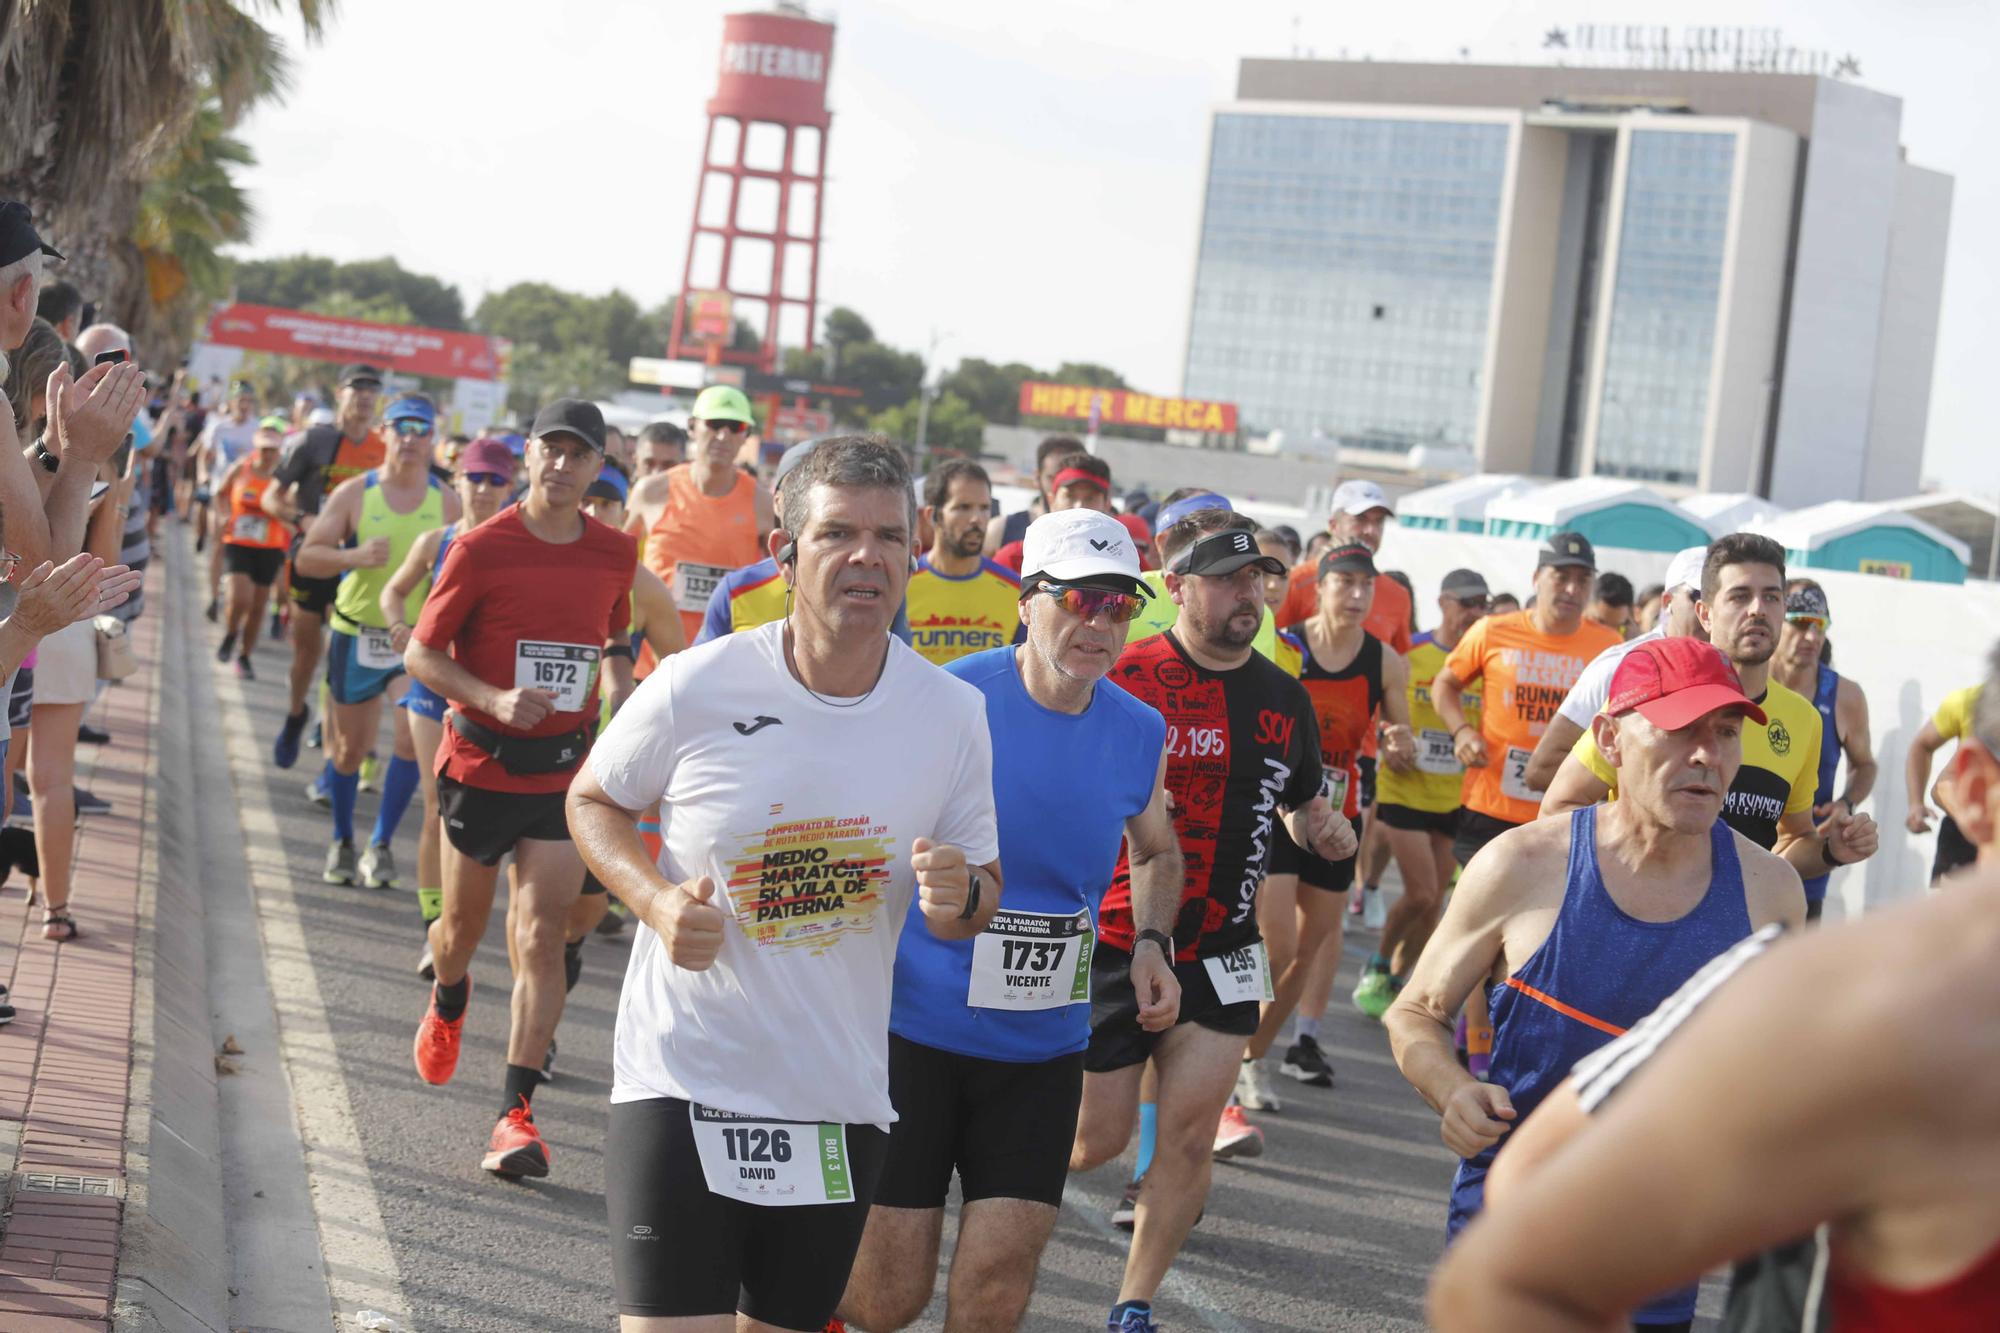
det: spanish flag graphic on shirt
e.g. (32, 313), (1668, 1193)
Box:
(724, 809), (896, 954)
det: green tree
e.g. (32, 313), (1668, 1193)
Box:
(869, 391), (984, 457)
(127, 95), (255, 359)
(234, 255), (469, 330)
(939, 357), (1042, 426)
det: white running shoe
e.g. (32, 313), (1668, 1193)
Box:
(1235, 1058), (1283, 1112)
(1362, 886), (1387, 931)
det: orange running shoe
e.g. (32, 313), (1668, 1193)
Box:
(1212, 1103), (1265, 1160)
(412, 977), (469, 1086)
(482, 1098), (549, 1178)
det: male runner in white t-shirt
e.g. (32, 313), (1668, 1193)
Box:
(570, 435), (1003, 1333)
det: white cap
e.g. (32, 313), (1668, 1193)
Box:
(309, 406), (336, 426)
(1022, 509), (1148, 593)
(1332, 479), (1393, 516)
(1664, 545), (1707, 596)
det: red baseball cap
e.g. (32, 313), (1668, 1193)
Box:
(1605, 637), (1767, 731)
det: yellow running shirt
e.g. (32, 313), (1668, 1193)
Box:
(1378, 631), (1482, 815)
(905, 557), (1024, 667)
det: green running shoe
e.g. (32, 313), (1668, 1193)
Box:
(1352, 969), (1398, 1020)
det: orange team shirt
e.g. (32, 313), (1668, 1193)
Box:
(1278, 565), (1411, 759)
(643, 464), (762, 644)
(223, 470), (290, 549)
(1442, 610), (1623, 824)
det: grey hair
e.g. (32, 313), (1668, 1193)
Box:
(1977, 644), (2000, 754)
(779, 434), (915, 541)
(0, 250), (44, 294)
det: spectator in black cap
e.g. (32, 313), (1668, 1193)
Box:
(0, 202), (63, 360)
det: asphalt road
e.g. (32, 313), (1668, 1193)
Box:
(171, 525), (1722, 1332)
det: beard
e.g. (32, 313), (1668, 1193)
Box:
(948, 524), (984, 558)
(1184, 597), (1261, 652)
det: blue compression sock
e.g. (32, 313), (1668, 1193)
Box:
(330, 767), (360, 844)
(370, 755), (420, 846)
(1134, 1100), (1158, 1182)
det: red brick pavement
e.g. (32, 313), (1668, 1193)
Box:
(0, 581), (160, 1327)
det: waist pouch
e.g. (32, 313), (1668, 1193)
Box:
(449, 709), (593, 776)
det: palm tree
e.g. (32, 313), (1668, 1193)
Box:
(126, 96), (256, 360)
(0, 0), (330, 335)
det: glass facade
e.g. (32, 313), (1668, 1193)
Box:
(1592, 129), (1737, 485)
(1183, 113), (1509, 452)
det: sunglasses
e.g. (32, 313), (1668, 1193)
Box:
(1786, 615), (1830, 633)
(704, 419), (749, 434)
(1453, 595), (1491, 610)
(1032, 582), (1143, 624)
(391, 419), (433, 437)
(462, 472), (509, 489)
(0, 551), (19, 583)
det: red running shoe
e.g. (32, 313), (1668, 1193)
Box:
(482, 1098), (549, 1178)
(412, 978), (469, 1086)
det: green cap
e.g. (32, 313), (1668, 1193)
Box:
(257, 414), (289, 433)
(691, 385), (755, 425)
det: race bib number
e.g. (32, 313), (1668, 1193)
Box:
(688, 1104), (854, 1207)
(356, 629), (400, 670)
(229, 514), (270, 545)
(1500, 746), (1537, 802)
(1416, 729), (1461, 775)
(514, 640), (600, 712)
(672, 561), (730, 615)
(1203, 942), (1274, 1005)
(967, 909), (1093, 1011)
(1320, 767), (1351, 814)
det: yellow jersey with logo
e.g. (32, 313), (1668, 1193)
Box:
(1933, 685), (1983, 742)
(1573, 676), (1821, 850)
(1378, 631), (1482, 815)
(906, 557), (1023, 667)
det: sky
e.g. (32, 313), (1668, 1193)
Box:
(231, 0), (1998, 496)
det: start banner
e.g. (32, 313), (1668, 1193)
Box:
(204, 303), (507, 382)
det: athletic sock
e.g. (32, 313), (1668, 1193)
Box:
(502, 1063), (540, 1117)
(564, 938), (584, 993)
(1296, 1016), (1320, 1041)
(1110, 1300), (1152, 1326)
(329, 768), (360, 844)
(369, 755), (420, 846)
(1366, 951), (1389, 973)
(433, 975), (470, 1022)
(417, 886), (443, 925)
(1134, 1101), (1158, 1182)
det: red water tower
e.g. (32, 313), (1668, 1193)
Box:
(667, 7), (836, 374)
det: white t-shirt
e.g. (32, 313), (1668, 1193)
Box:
(200, 416), (260, 471)
(1556, 625), (1666, 727)
(592, 620), (1001, 1128)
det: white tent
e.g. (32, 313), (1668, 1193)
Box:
(1679, 491), (1788, 537)
(1396, 474), (1534, 533)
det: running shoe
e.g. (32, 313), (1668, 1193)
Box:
(323, 838), (357, 885)
(1111, 1176), (1141, 1230)
(358, 841), (398, 890)
(1279, 1034), (1335, 1087)
(216, 632), (236, 664)
(481, 1098), (549, 1178)
(234, 656), (254, 680)
(273, 708), (308, 769)
(358, 753), (381, 793)
(1347, 889), (1364, 917)
(204, 595), (219, 623)
(413, 978), (468, 1085)
(1107, 1307), (1159, 1333)
(1352, 970), (1398, 1020)
(1236, 1058), (1282, 1112)
(1361, 885), (1386, 931)
(305, 776), (331, 808)
(77, 724), (109, 745)
(269, 609), (284, 640)
(540, 1038), (557, 1083)
(1212, 1103), (1265, 1160)
(417, 940), (435, 981)
(309, 718), (322, 750)
(594, 902), (629, 936)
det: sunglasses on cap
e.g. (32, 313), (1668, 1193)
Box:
(391, 419), (434, 437)
(704, 418), (749, 434)
(1029, 581), (1144, 624)
(462, 471), (510, 489)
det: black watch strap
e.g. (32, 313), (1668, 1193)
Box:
(1134, 928), (1173, 957)
(33, 441), (59, 474)
(956, 869), (982, 921)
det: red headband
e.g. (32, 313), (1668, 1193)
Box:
(1050, 466), (1108, 493)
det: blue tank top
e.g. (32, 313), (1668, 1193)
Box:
(890, 645), (1165, 1063)
(1448, 805), (1752, 1324)
(1802, 663), (1841, 903)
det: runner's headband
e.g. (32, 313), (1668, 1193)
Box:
(1049, 466), (1108, 494)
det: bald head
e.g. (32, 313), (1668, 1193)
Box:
(73, 324), (131, 361)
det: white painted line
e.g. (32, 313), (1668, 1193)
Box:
(1061, 1181), (1252, 1333)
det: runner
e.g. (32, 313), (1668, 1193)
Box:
(378, 435), (517, 973)
(837, 509), (1181, 1333)
(1428, 652), (2000, 1333)
(195, 379), (260, 621)
(1522, 545), (1708, 794)
(407, 398), (635, 1177)
(983, 434), (1081, 556)
(1126, 492), (1282, 660)
(1905, 680), (1984, 884)
(1386, 635), (1806, 1330)
(992, 453), (1115, 572)
(567, 434), (1001, 1331)
(1351, 568), (1489, 1022)
(294, 393), (457, 888)
(1543, 534), (1880, 889)
(1586, 571), (1635, 639)
(906, 459), (1023, 667)
(210, 415), (294, 677)
(1070, 508), (1357, 1333)
(632, 421), (686, 478)
(1772, 580), (1877, 919)
(262, 363), (387, 769)
(1237, 542), (1411, 1111)
(1489, 592), (1521, 615)
(626, 385), (771, 647)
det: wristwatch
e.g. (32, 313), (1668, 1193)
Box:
(32, 440), (59, 475)
(957, 868), (983, 921)
(1134, 928), (1173, 957)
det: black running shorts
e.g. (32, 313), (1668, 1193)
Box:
(1378, 802), (1461, 838)
(1267, 813), (1362, 892)
(436, 774), (571, 866)
(580, 869), (607, 897)
(1357, 754), (1377, 810)
(222, 544), (286, 586)
(1085, 943), (1260, 1073)
(873, 1034), (1083, 1210)
(607, 1096), (887, 1328)
(288, 560), (340, 616)
(1452, 809), (1522, 870)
